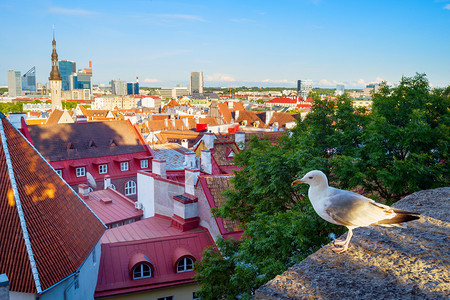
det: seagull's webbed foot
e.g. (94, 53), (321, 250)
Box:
(331, 229), (353, 253)
(333, 239), (347, 246)
(332, 245), (349, 253)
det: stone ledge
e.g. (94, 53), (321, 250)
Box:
(255, 187), (450, 300)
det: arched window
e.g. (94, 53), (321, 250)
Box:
(133, 263), (151, 279)
(177, 257), (194, 273)
(125, 180), (136, 195)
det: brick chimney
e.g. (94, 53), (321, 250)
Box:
(171, 168), (200, 231)
(265, 111), (274, 125)
(152, 159), (166, 178)
(78, 183), (90, 198)
(185, 152), (196, 169)
(182, 117), (189, 129)
(203, 132), (215, 150)
(104, 175), (111, 189)
(201, 150), (212, 174)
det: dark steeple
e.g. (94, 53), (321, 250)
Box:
(49, 29), (62, 81)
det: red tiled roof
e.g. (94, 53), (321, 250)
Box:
(45, 109), (64, 125)
(27, 121), (148, 161)
(266, 97), (297, 104)
(84, 188), (143, 227)
(95, 216), (214, 298)
(0, 115), (105, 294)
(198, 175), (243, 239)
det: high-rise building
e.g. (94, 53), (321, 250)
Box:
(127, 77), (139, 95)
(127, 82), (139, 95)
(22, 67), (36, 92)
(59, 60), (76, 91)
(298, 79), (313, 99)
(7, 70), (22, 97)
(111, 79), (127, 95)
(335, 84), (345, 96)
(190, 71), (203, 94)
(49, 32), (62, 111)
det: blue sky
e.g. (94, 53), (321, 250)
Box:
(1, 0), (449, 88)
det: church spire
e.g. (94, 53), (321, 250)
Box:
(49, 27), (62, 81)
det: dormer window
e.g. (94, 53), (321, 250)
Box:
(89, 140), (97, 148)
(121, 162), (129, 171)
(76, 167), (85, 177)
(140, 159), (148, 169)
(67, 142), (76, 150)
(177, 257), (194, 273)
(99, 164), (107, 174)
(109, 139), (117, 147)
(133, 263), (151, 279)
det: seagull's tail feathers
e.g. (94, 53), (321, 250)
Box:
(373, 208), (420, 226)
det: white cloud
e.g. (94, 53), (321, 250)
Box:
(375, 77), (385, 82)
(255, 79), (295, 84)
(205, 73), (236, 82)
(444, 4), (450, 10)
(48, 7), (95, 16)
(318, 79), (343, 86)
(143, 78), (160, 83)
(357, 78), (367, 86)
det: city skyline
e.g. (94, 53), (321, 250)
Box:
(1, 0), (449, 88)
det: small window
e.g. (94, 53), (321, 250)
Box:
(76, 167), (85, 177)
(177, 257), (194, 273)
(99, 164), (107, 174)
(157, 297), (173, 300)
(121, 162), (129, 171)
(55, 169), (62, 177)
(133, 264), (151, 279)
(125, 180), (136, 195)
(140, 159), (148, 169)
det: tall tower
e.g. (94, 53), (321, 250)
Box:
(49, 30), (62, 111)
(190, 71), (203, 95)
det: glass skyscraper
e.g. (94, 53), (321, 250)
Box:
(22, 67), (36, 92)
(127, 82), (139, 95)
(59, 60), (76, 91)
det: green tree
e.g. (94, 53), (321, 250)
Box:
(195, 74), (449, 298)
(354, 74), (449, 201)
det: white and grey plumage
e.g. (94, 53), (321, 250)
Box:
(292, 170), (420, 253)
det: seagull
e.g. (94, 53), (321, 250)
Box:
(292, 170), (420, 253)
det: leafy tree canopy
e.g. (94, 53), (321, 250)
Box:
(196, 74), (449, 299)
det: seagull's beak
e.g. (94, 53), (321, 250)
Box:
(291, 178), (304, 186)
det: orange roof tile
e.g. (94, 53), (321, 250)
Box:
(0, 114), (105, 293)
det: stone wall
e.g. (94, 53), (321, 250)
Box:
(255, 187), (450, 299)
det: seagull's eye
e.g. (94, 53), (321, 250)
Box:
(308, 176), (313, 179)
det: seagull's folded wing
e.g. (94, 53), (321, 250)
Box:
(325, 188), (399, 227)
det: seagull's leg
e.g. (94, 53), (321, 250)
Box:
(332, 229), (353, 253)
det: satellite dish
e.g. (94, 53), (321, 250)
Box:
(86, 172), (97, 189)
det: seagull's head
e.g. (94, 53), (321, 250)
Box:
(292, 170), (328, 187)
